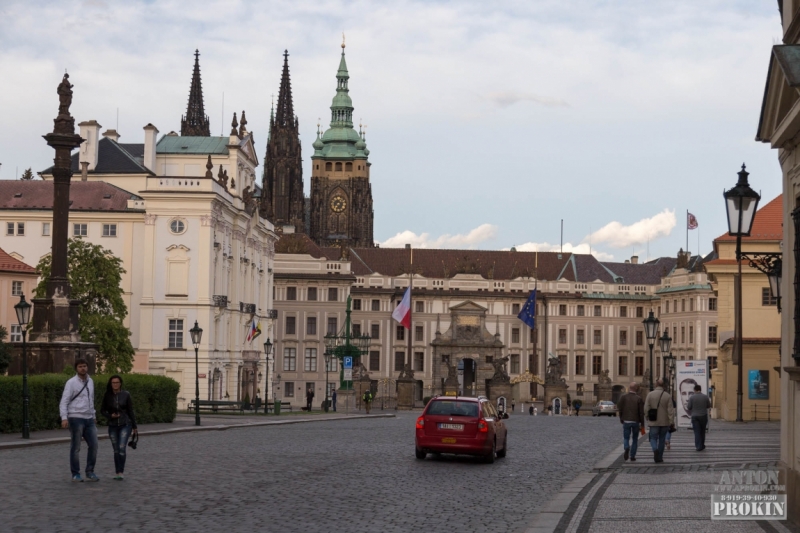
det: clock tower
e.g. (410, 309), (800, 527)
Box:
(309, 42), (374, 248)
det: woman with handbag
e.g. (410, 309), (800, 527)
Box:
(101, 375), (138, 480)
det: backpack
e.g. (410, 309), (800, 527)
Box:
(363, 391), (372, 402)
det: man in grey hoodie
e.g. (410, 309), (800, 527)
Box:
(59, 359), (99, 482)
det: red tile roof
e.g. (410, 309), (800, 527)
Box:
(0, 181), (143, 212)
(715, 194), (782, 243)
(0, 248), (37, 274)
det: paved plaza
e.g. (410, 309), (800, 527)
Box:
(1, 412), (620, 533)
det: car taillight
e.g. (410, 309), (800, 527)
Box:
(477, 419), (488, 433)
(416, 416), (425, 429)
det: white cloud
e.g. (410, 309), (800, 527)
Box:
(585, 209), (676, 249)
(380, 223), (497, 249)
(486, 91), (570, 108)
(510, 241), (614, 261)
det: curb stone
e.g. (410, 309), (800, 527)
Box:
(0, 413), (396, 451)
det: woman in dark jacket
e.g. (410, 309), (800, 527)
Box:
(101, 375), (137, 480)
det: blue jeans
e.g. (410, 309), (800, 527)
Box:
(649, 426), (669, 455)
(68, 417), (98, 477)
(332, 397), (337, 411)
(691, 416), (708, 450)
(108, 424), (132, 474)
(622, 422), (640, 458)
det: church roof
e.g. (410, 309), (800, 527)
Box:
(40, 137), (152, 175)
(156, 135), (230, 155)
(0, 247), (37, 274)
(0, 181), (143, 212)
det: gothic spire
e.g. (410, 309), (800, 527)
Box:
(181, 49), (211, 136)
(274, 50), (296, 129)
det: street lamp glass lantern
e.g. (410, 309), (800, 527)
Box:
(723, 164), (761, 237)
(263, 337), (273, 357)
(642, 310), (660, 344)
(658, 330), (672, 354)
(768, 258), (782, 304)
(324, 333), (338, 351)
(14, 294), (31, 327)
(189, 320), (203, 348)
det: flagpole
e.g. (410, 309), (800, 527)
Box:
(686, 209), (689, 253)
(408, 246), (413, 371)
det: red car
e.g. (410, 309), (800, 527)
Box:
(415, 396), (508, 463)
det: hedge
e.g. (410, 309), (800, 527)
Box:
(0, 373), (179, 433)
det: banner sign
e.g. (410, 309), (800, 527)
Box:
(675, 360), (708, 428)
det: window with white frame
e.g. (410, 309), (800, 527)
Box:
(304, 348), (317, 372)
(42, 222), (50, 236)
(6, 222), (13, 236)
(11, 281), (23, 296)
(73, 223), (87, 237)
(10, 324), (22, 342)
(16, 222), (24, 236)
(102, 223), (117, 237)
(283, 348), (297, 371)
(168, 319), (184, 348)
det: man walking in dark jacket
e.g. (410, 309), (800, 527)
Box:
(686, 384), (711, 451)
(306, 387), (315, 412)
(617, 382), (645, 461)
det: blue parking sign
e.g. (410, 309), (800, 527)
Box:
(343, 357), (353, 369)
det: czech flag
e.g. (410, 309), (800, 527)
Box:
(392, 287), (411, 329)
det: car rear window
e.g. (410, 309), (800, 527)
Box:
(427, 400), (479, 417)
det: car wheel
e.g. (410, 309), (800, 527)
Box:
(484, 440), (496, 464)
(496, 435), (507, 458)
(415, 448), (427, 460)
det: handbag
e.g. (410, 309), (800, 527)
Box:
(647, 391), (665, 422)
(128, 431), (139, 450)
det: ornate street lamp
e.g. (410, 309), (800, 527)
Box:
(263, 337), (273, 414)
(767, 258), (782, 313)
(724, 164), (761, 422)
(14, 295), (32, 439)
(324, 351), (332, 412)
(323, 297), (371, 394)
(642, 310), (660, 392)
(660, 330), (675, 403)
(189, 321), (203, 426)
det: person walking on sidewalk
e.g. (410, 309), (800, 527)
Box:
(644, 379), (675, 464)
(332, 389), (337, 412)
(59, 359), (99, 482)
(686, 384), (711, 451)
(362, 389), (373, 414)
(100, 375), (138, 480)
(617, 382), (644, 462)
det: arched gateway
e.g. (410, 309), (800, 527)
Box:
(431, 301), (505, 399)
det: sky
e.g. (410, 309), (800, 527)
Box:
(0, 0), (786, 262)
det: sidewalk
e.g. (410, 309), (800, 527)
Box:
(525, 419), (798, 533)
(0, 411), (395, 450)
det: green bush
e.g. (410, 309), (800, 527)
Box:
(0, 373), (179, 433)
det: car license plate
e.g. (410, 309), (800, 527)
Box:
(439, 423), (463, 430)
(441, 437), (457, 443)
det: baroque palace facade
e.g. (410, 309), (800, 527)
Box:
(272, 234), (719, 409)
(1, 50), (278, 407)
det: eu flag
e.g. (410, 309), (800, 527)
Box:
(517, 289), (537, 329)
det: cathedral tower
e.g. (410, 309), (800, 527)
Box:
(261, 50), (305, 229)
(309, 42), (374, 247)
(181, 50), (211, 136)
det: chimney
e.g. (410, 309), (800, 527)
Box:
(78, 120), (101, 171)
(143, 123), (159, 173)
(631, 255), (638, 264)
(102, 129), (120, 142)
(80, 162), (88, 181)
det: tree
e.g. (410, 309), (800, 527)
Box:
(20, 168), (34, 180)
(34, 238), (134, 373)
(0, 325), (11, 374)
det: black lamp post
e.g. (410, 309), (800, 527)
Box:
(263, 337), (272, 414)
(14, 295), (32, 439)
(642, 310), (660, 392)
(324, 351), (331, 412)
(660, 330), (674, 403)
(189, 321), (203, 426)
(723, 164), (761, 422)
(768, 258), (782, 313)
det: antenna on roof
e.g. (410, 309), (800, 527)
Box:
(560, 219), (563, 254)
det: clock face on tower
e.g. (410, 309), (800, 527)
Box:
(330, 195), (347, 213)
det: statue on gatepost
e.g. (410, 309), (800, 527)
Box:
(598, 369), (612, 384)
(545, 353), (566, 385)
(491, 355), (510, 383)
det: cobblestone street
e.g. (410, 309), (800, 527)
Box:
(1, 413), (620, 533)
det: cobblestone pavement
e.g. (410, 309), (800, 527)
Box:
(1, 412), (620, 533)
